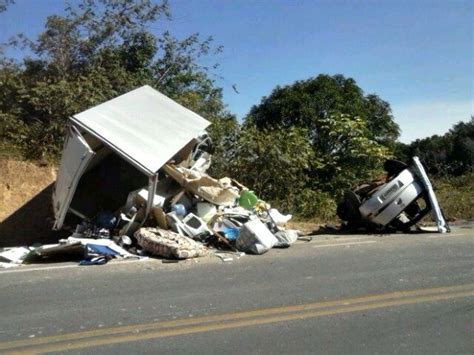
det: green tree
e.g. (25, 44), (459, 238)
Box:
(399, 117), (474, 176)
(246, 74), (400, 147)
(0, 0), (236, 161)
(228, 125), (316, 214)
(244, 75), (394, 197)
(448, 117), (474, 175)
(404, 134), (452, 175)
(309, 113), (390, 193)
(223, 113), (391, 218)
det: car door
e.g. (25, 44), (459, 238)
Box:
(52, 125), (95, 230)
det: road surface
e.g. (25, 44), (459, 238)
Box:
(0, 225), (473, 354)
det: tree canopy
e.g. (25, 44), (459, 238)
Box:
(0, 0), (236, 160)
(246, 74), (400, 147)
(241, 75), (395, 200)
(396, 116), (474, 176)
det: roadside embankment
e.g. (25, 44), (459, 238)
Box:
(1, 158), (472, 230)
(0, 159), (56, 221)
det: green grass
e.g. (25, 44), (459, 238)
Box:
(433, 173), (474, 221)
(0, 142), (25, 160)
(294, 173), (474, 225)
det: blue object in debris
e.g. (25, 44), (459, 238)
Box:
(221, 226), (239, 241)
(86, 244), (119, 257)
(171, 204), (187, 217)
(79, 256), (108, 266)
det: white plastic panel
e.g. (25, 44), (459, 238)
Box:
(412, 157), (448, 232)
(53, 126), (95, 230)
(71, 85), (210, 175)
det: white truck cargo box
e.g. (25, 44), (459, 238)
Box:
(53, 86), (210, 230)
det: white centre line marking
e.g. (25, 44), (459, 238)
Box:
(312, 241), (377, 248)
(428, 233), (465, 239)
(315, 237), (374, 242)
(0, 259), (146, 275)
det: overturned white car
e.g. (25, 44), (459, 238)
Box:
(337, 157), (449, 233)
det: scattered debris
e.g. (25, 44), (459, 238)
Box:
(79, 256), (108, 266)
(0, 86), (300, 269)
(0, 247), (31, 264)
(162, 165), (240, 207)
(274, 229), (299, 248)
(0, 262), (20, 269)
(33, 242), (84, 259)
(214, 254), (234, 262)
(269, 209), (293, 226)
(135, 228), (209, 260)
(235, 219), (278, 255)
(213, 251), (245, 263)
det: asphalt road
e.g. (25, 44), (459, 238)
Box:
(0, 225), (473, 354)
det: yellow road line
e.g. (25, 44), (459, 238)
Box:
(2, 283), (474, 353)
(3, 282), (473, 350)
(29, 289), (474, 354)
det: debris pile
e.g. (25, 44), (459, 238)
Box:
(0, 86), (299, 268)
(0, 137), (298, 267)
(0, 236), (140, 267)
(122, 139), (298, 260)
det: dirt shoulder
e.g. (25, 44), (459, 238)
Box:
(0, 159), (56, 221)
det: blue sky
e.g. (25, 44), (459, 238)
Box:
(0, 0), (472, 143)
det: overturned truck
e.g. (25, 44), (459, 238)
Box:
(53, 85), (211, 233)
